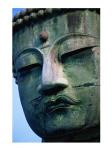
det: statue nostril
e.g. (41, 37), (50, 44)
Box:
(38, 83), (68, 96)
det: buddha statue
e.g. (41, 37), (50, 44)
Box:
(13, 8), (100, 142)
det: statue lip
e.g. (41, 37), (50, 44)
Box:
(45, 95), (80, 113)
(30, 96), (42, 107)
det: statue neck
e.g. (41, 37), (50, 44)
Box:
(42, 126), (100, 142)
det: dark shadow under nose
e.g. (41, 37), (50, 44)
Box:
(38, 83), (68, 96)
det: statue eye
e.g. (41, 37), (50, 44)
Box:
(17, 63), (42, 78)
(56, 35), (99, 63)
(60, 47), (90, 63)
(15, 51), (43, 79)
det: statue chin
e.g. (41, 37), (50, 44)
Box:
(44, 113), (85, 133)
(42, 122), (100, 142)
(44, 110), (98, 138)
(42, 114), (100, 142)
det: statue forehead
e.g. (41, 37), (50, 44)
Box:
(13, 10), (100, 59)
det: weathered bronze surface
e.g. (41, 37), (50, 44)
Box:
(13, 8), (100, 142)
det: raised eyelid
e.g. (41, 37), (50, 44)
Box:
(61, 45), (98, 55)
(59, 46), (98, 62)
(49, 33), (99, 52)
(16, 63), (42, 74)
(17, 63), (42, 73)
(15, 54), (42, 72)
(14, 47), (44, 64)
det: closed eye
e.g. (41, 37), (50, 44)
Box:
(17, 63), (42, 77)
(60, 46), (94, 63)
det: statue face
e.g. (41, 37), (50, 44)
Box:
(13, 10), (100, 139)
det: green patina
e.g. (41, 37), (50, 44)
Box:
(13, 9), (100, 142)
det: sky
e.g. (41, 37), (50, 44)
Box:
(13, 8), (41, 142)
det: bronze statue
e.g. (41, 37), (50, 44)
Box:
(13, 8), (100, 142)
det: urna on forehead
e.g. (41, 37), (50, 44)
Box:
(13, 9), (100, 59)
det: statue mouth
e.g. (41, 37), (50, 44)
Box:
(30, 96), (42, 109)
(30, 95), (80, 113)
(45, 95), (80, 114)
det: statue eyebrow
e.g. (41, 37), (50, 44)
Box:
(49, 33), (99, 50)
(14, 47), (43, 63)
(49, 33), (99, 55)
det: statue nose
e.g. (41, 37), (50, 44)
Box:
(38, 54), (68, 94)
